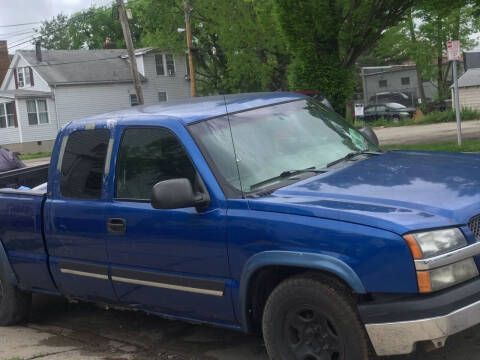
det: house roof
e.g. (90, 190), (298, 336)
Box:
(454, 68), (480, 88)
(18, 49), (149, 86)
(0, 89), (52, 99)
(362, 65), (417, 76)
(66, 92), (306, 129)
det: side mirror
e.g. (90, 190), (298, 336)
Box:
(359, 127), (379, 146)
(151, 178), (210, 210)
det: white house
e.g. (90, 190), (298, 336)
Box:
(451, 68), (480, 111)
(0, 46), (191, 153)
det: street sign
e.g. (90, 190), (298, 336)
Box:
(447, 40), (461, 61)
(354, 103), (364, 118)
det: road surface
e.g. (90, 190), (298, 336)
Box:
(375, 120), (480, 145)
(1, 295), (479, 360)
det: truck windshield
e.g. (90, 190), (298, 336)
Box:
(189, 99), (379, 193)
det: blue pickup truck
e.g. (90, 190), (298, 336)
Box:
(2, 92), (480, 360)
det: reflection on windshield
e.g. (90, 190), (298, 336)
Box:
(189, 99), (379, 193)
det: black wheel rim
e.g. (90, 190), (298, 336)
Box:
(284, 305), (345, 360)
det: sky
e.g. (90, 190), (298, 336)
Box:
(0, 0), (113, 52)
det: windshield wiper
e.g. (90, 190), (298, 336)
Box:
(250, 166), (326, 191)
(326, 151), (383, 168)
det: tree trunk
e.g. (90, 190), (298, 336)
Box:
(407, 12), (427, 105)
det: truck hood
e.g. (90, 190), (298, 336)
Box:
(248, 151), (480, 234)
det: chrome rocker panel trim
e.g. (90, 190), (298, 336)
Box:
(365, 298), (480, 356)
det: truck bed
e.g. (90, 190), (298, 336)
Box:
(0, 163), (49, 189)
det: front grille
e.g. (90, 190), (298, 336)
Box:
(468, 215), (480, 240)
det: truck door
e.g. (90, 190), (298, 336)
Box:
(105, 126), (235, 324)
(44, 128), (117, 302)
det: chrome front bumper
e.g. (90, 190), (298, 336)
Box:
(365, 298), (480, 356)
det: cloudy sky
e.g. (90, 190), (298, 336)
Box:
(0, 0), (113, 52)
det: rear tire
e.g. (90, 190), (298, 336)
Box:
(0, 267), (31, 326)
(262, 274), (371, 360)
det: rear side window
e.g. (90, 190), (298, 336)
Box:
(60, 129), (110, 199)
(116, 127), (196, 201)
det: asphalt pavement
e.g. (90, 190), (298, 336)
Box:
(1, 295), (479, 360)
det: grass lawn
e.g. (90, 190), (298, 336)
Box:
(385, 140), (480, 153)
(18, 152), (51, 160)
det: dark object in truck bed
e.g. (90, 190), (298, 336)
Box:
(0, 163), (49, 189)
(0, 148), (25, 172)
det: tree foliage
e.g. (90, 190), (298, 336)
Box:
(374, 0), (480, 100)
(272, 0), (418, 113)
(39, 5), (142, 50)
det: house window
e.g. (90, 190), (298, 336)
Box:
(16, 67), (31, 88)
(401, 77), (410, 86)
(27, 99), (49, 125)
(155, 55), (165, 75)
(130, 94), (138, 106)
(166, 54), (175, 76)
(25, 68), (31, 86)
(5, 102), (15, 127)
(379, 79), (388, 88)
(158, 92), (167, 102)
(155, 54), (175, 76)
(17, 70), (24, 88)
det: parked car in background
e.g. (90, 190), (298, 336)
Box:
(369, 91), (414, 107)
(359, 102), (416, 122)
(4, 93), (480, 360)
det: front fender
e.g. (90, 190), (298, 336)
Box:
(0, 239), (17, 285)
(239, 250), (366, 331)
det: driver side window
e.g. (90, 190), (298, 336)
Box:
(116, 127), (196, 201)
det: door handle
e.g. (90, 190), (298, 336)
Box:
(107, 218), (127, 234)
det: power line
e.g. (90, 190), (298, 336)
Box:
(0, 29), (37, 38)
(7, 37), (40, 50)
(0, 21), (41, 28)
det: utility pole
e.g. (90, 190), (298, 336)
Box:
(116, 0), (144, 105)
(447, 40), (462, 146)
(184, 0), (197, 98)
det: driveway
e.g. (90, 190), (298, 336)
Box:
(2, 295), (480, 360)
(375, 120), (480, 145)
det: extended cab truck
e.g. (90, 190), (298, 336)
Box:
(2, 93), (480, 360)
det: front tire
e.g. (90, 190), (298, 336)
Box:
(0, 267), (31, 326)
(262, 275), (371, 360)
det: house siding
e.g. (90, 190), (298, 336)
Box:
(362, 67), (438, 106)
(16, 97), (58, 143)
(455, 86), (480, 110)
(54, 83), (137, 127)
(141, 52), (191, 104)
(0, 97), (20, 145)
(6, 55), (50, 92)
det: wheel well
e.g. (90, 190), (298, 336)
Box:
(246, 266), (356, 332)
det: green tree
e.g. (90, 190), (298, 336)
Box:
(272, 0), (418, 113)
(375, 1), (480, 101)
(132, 0), (289, 95)
(39, 5), (142, 50)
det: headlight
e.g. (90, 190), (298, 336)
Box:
(418, 258), (479, 293)
(404, 228), (467, 259)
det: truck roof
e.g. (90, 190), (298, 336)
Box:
(68, 92), (305, 130)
